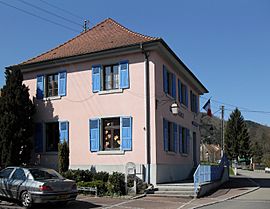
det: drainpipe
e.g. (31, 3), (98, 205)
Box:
(140, 43), (151, 184)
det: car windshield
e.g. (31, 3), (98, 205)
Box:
(29, 168), (64, 180)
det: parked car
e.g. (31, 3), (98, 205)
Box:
(0, 166), (77, 208)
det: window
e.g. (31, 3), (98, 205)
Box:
(92, 61), (129, 93)
(180, 126), (189, 154)
(103, 65), (119, 90)
(0, 168), (14, 178)
(178, 79), (188, 107)
(163, 119), (177, 152)
(89, 116), (132, 152)
(46, 122), (59, 152)
(11, 168), (26, 181)
(36, 71), (67, 99)
(46, 73), (58, 97)
(102, 118), (120, 150)
(190, 91), (198, 113)
(163, 65), (176, 99)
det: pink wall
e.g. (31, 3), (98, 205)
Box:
(23, 52), (151, 166)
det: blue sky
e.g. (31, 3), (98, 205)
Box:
(0, 0), (270, 125)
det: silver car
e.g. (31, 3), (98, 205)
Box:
(0, 166), (77, 208)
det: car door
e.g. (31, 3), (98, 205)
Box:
(8, 168), (27, 199)
(0, 168), (15, 198)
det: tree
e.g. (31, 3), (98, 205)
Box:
(0, 68), (35, 167)
(58, 141), (69, 173)
(224, 108), (251, 160)
(251, 141), (263, 164)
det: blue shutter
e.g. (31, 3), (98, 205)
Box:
(179, 126), (183, 153)
(185, 86), (188, 107)
(36, 75), (44, 99)
(58, 71), (67, 96)
(173, 123), (177, 153)
(35, 123), (43, 153)
(172, 74), (176, 99)
(121, 117), (132, 151)
(186, 129), (190, 154)
(59, 121), (69, 143)
(163, 119), (168, 151)
(163, 66), (168, 94)
(178, 79), (182, 103)
(119, 61), (129, 89)
(92, 65), (101, 92)
(89, 119), (100, 152)
(196, 95), (199, 113)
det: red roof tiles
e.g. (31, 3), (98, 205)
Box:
(22, 18), (159, 65)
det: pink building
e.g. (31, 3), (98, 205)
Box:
(8, 18), (208, 184)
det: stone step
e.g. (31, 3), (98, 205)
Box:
(147, 190), (195, 198)
(156, 185), (195, 191)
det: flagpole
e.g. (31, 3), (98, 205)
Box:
(221, 105), (225, 156)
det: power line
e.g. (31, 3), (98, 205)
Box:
(0, 1), (80, 33)
(39, 0), (85, 21)
(19, 0), (83, 28)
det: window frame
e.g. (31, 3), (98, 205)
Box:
(190, 91), (198, 113)
(45, 73), (59, 98)
(181, 83), (188, 106)
(102, 117), (121, 151)
(102, 64), (120, 91)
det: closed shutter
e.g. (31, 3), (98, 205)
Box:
(173, 123), (177, 152)
(36, 75), (44, 99)
(58, 71), (67, 96)
(163, 119), (168, 151)
(59, 121), (69, 143)
(121, 116), (132, 151)
(92, 65), (101, 92)
(35, 123), (43, 153)
(172, 74), (176, 99)
(119, 61), (129, 89)
(179, 125), (182, 153)
(163, 66), (168, 94)
(89, 119), (100, 152)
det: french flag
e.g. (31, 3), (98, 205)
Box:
(203, 99), (212, 117)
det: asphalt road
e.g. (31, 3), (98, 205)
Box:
(200, 169), (270, 209)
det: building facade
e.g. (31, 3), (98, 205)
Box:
(8, 18), (208, 184)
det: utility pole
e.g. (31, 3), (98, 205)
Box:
(83, 20), (89, 32)
(221, 105), (225, 156)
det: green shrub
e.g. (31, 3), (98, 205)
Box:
(58, 141), (69, 173)
(77, 180), (107, 196)
(62, 169), (93, 182)
(93, 171), (109, 182)
(108, 172), (125, 195)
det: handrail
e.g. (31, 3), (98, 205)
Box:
(193, 154), (228, 195)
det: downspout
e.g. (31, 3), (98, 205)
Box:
(140, 43), (151, 184)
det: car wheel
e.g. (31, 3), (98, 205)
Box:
(21, 191), (32, 208)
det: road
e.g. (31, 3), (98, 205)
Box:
(201, 169), (270, 209)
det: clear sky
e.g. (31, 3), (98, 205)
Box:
(0, 0), (270, 125)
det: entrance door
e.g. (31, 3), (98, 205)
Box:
(193, 132), (197, 167)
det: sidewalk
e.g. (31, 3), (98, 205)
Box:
(180, 174), (259, 209)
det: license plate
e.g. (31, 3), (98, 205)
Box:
(58, 195), (69, 199)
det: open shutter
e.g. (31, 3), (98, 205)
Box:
(36, 75), (44, 99)
(35, 123), (43, 153)
(179, 125), (183, 153)
(92, 65), (101, 92)
(163, 66), (168, 94)
(121, 117), (132, 151)
(178, 79), (182, 103)
(89, 119), (100, 152)
(163, 119), (168, 151)
(59, 121), (69, 143)
(119, 61), (129, 89)
(185, 86), (188, 107)
(173, 123), (177, 153)
(172, 74), (176, 99)
(58, 71), (67, 96)
(186, 129), (190, 154)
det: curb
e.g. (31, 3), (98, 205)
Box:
(192, 176), (260, 209)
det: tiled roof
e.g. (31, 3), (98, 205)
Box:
(22, 18), (159, 65)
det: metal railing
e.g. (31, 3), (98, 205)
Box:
(193, 154), (228, 194)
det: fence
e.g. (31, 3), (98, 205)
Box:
(193, 154), (228, 194)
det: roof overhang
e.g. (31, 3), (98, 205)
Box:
(7, 39), (208, 94)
